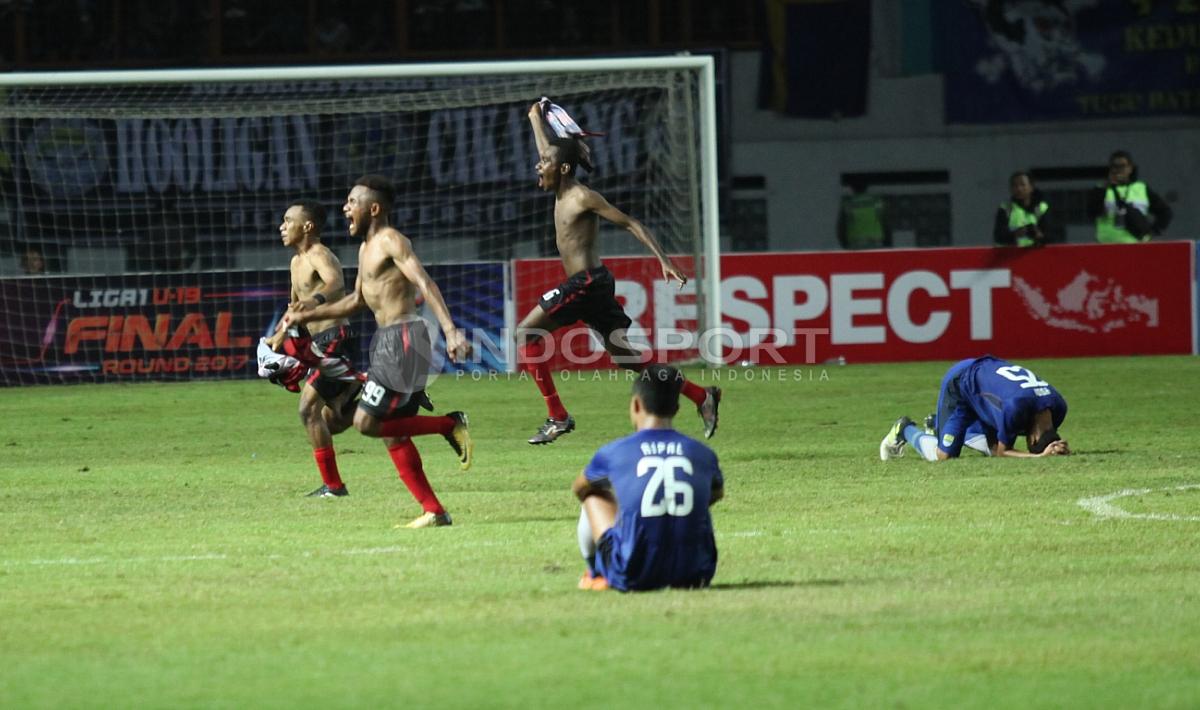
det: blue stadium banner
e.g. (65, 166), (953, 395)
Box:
(944, 1), (1200, 123)
(758, 0), (871, 118)
(0, 263), (507, 386)
(3, 80), (683, 261)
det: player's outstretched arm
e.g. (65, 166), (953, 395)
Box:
(582, 190), (688, 287)
(528, 102), (551, 156)
(993, 439), (1071, 458)
(390, 233), (471, 363)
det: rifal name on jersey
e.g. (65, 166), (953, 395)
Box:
(640, 441), (684, 456)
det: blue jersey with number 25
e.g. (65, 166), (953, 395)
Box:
(585, 428), (722, 591)
(956, 356), (1068, 449)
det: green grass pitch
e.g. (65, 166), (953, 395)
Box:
(2, 356), (1199, 708)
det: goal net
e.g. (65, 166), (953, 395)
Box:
(0, 57), (719, 386)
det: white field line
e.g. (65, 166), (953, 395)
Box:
(11, 553), (229, 567)
(7, 513), (1099, 568)
(2, 540), (510, 569)
(5, 530), (779, 570)
(1077, 484), (1200, 522)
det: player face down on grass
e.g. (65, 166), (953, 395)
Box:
(880, 356), (1070, 462)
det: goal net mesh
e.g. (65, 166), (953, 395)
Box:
(0, 64), (707, 385)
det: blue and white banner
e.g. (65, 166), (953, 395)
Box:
(944, 0), (1200, 124)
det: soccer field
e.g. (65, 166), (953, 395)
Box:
(2, 356), (1199, 708)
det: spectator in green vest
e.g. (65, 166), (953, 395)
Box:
(1087, 150), (1172, 244)
(837, 178), (891, 250)
(993, 171), (1060, 247)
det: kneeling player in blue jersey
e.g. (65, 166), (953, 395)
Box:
(571, 365), (724, 591)
(880, 355), (1071, 462)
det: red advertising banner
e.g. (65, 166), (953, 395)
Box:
(514, 256), (700, 371)
(513, 242), (1195, 368)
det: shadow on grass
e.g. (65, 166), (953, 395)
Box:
(474, 515), (576, 525)
(721, 450), (825, 463)
(708, 578), (846, 591)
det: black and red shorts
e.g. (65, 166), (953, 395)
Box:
(538, 266), (633, 340)
(305, 324), (360, 402)
(358, 318), (436, 420)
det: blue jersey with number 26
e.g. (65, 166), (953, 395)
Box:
(957, 356), (1068, 449)
(585, 428), (722, 591)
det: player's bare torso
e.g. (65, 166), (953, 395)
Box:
(290, 245), (346, 334)
(555, 184), (603, 275)
(358, 228), (418, 327)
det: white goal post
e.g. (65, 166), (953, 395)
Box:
(0, 55), (721, 385)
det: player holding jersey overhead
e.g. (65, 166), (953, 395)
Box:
(880, 355), (1070, 462)
(264, 200), (361, 498)
(572, 365), (724, 592)
(516, 101), (720, 445)
(286, 175), (472, 528)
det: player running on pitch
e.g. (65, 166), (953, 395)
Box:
(518, 99), (720, 445)
(572, 365), (724, 591)
(286, 175), (472, 528)
(879, 355), (1070, 462)
(264, 200), (362, 498)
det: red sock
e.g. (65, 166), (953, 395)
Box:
(680, 377), (707, 407)
(387, 440), (444, 514)
(313, 447), (344, 489)
(378, 415), (454, 439)
(519, 341), (569, 420)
